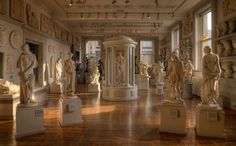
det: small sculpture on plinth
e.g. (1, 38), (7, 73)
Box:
(64, 53), (76, 96)
(16, 43), (38, 105)
(139, 60), (149, 77)
(184, 60), (194, 81)
(116, 52), (125, 85)
(201, 46), (221, 105)
(54, 58), (63, 84)
(0, 81), (20, 94)
(166, 51), (184, 103)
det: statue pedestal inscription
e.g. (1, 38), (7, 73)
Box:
(183, 80), (192, 99)
(50, 82), (63, 94)
(15, 104), (45, 138)
(195, 104), (224, 138)
(59, 96), (83, 126)
(88, 84), (101, 93)
(137, 75), (150, 90)
(156, 82), (164, 95)
(160, 101), (187, 134)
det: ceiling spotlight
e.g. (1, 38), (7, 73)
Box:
(141, 13), (145, 19)
(112, 0), (117, 4)
(81, 12), (84, 19)
(124, 0), (130, 4)
(69, 0), (73, 6)
(124, 12), (128, 18)
(155, 0), (159, 7)
(147, 13), (151, 19)
(113, 12), (117, 18)
(76, 0), (86, 4)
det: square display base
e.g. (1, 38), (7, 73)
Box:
(15, 104), (45, 138)
(50, 82), (63, 94)
(195, 104), (224, 138)
(160, 101), (187, 134)
(59, 96), (83, 126)
(183, 81), (192, 99)
(156, 82), (164, 95)
(138, 75), (150, 90)
(88, 84), (101, 92)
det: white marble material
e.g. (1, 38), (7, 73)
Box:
(0, 81), (20, 94)
(15, 104), (45, 138)
(195, 104), (224, 138)
(201, 46), (221, 105)
(50, 82), (63, 94)
(159, 100), (187, 134)
(59, 96), (83, 126)
(183, 81), (192, 99)
(184, 60), (194, 81)
(54, 58), (63, 84)
(16, 43), (38, 105)
(137, 75), (150, 90)
(156, 82), (164, 95)
(87, 59), (101, 92)
(139, 60), (149, 77)
(88, 84), (100, 92)
(64, 53), (76, 96)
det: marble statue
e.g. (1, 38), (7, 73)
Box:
(166, 51), (184, 102)
(0, 81), (20, 94)
(152, 61), (164, 83)
(139, 60), (149, 76)
(54, 58), (63, 84)
(184, 60), (194, 80)
(116, 52), (125, 84)
(16, 43), (38, 105)
(201, 46), (221, 105)
(64, 53), (76, 96)
(87, 59), (100, 85)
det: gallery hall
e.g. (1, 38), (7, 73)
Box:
(0, 0), (236, 145)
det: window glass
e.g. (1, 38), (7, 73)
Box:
(140, 40), (154, 65)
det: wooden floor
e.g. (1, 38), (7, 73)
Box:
(0, 85), (236, 146)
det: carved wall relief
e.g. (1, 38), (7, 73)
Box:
(222, 0), (236, 17)
(221, 62), (233, 78)
(0, 0), (6, 14)
(233, 63), (236, 79)
(9, 30), (22, 49)
(5, 55), (13, 73)
(68, 33), (73, 45)
(222, 40), (233, 56)
(0, 24), (7, 47)
(61, 28), (68, 43)
(41, 14), (54, 36)
(10, 0), (24, 22)
(26, 3), (39, 29)
(54, 23), (61, 40)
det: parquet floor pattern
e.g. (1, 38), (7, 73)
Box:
(0, 85), (236, 146)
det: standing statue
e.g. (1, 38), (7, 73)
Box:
(139, 60), (149, 76)
(54, 58), (63, 84)
(201, 46), (221, 105)
(64, 53), (76, 96)
(97, 59), (104, 81)
(88, 59), (100, 85)
(116, 52), (125, 84)
(184, 60), (194, 81)
(156, 61), (165, 83)
(16, 43), (38, 105)
(166, 51), (184, 102)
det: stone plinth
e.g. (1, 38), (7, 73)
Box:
(156, 82), (164, 95)
(160, 100), (187, 134)
(88, 84), (101, 92)
(59, 95), (83, 126)
(15, 104), (45, 138)
(195, 104), (224, 138)
(137, 75), (150, 90)
(183, 80), (192, 99)
(50, 82), (63, 94)
(0, 93), (20, 120)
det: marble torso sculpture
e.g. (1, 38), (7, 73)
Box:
(16, 43), (38, 105)
(184, 60), (194, 81)
(139, 60), (149, 76)
(88, 59), (100, 85)
(201, 46), (221, 105)
(54, 58), (63, 84)
(0, 81), (20, 94)
(64, 53), (76, 96)
(116, 52), (125, 84)
(166, 52), (184, 102)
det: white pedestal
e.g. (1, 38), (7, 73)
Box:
(156, 82), (164, 95)
(138, 75), (150, 90)
(50, 82), (63, 94)
(0, 93), (20, 120)
(15, 104), (45, 138)
(160, 100), (187, 134)
(59, 96), (83, 126)
(183, 81), (192, 99)
(195, 104), (224, 138)
(88, 84), (101, 92)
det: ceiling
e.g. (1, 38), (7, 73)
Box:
(39, 0), (201, 37)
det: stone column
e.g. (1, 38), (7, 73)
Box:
(132, 47), (135, 86)
(111, 47), (115, 85)
(126, 46), (129, 87)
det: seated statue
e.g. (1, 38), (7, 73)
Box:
(0, 81), (20, 94)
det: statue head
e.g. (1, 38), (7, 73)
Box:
(203, 46), (212, 54)
(67, 52), (73, 59)
(171, 51), (179, 61)
(22, 43), (31, 54)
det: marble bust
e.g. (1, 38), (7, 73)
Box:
(139, 60), (149, 76)
(54, 58), (63, 84)
(201, 46), (221, 105)
(16, 43), (38, 105)
(64, 53), (76, 96)
(166, 51), (184, 102)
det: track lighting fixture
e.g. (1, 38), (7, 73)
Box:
(112, 0), (117, 4)
(69, 0), (73, 6)
(147, 13), (151, 19)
